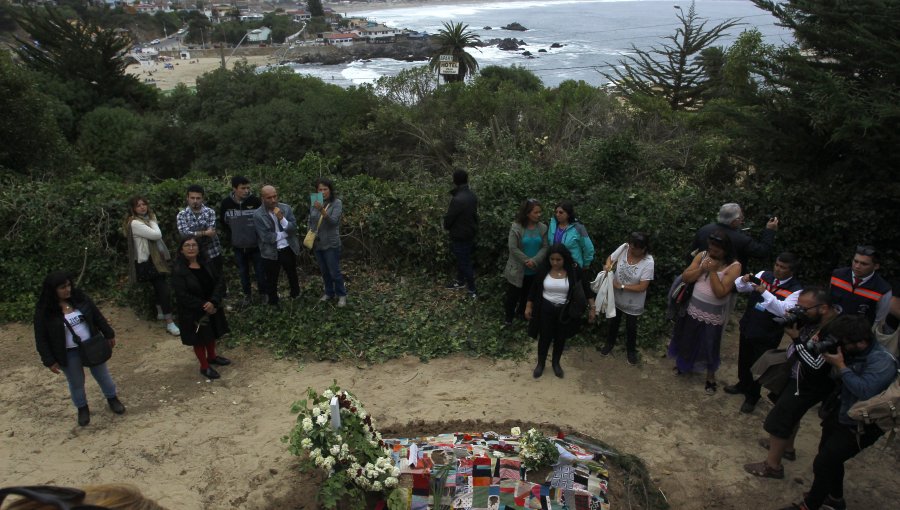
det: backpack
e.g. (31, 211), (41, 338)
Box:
(847, 368), (900, 440)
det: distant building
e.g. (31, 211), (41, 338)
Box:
(359, 24), (398, 43)
(246, 27), (272, 44)
(288, 10), (312, 22)
(322, 32), (357, 47)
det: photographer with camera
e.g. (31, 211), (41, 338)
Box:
(743, 287), (839, 479)
(778, 315), (897, 510)
(727, 252), (803, 413)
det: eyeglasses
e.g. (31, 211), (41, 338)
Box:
(708, 233), (724, 242)
(797, 304), (825, 313)
(855, 245), (876, 256)
(0, 486), (109, 510)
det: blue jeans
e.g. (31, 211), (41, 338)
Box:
(450, 240), (476, 292)
(233, 247), (266, 297)
(61, 348), (117, 408)
(314, 247), (347, 297)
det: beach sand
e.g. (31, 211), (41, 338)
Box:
(1, 304), (897, 509)
(126, 55), (275, 91)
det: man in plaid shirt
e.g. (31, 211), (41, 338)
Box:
(177, 184), (224, 279)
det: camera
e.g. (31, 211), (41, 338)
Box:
(748, 274), (762, 285)
(774, 306), (807, 327)
(806, 334), (841, 356)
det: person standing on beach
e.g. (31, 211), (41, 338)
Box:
(443, 170), (478, 298)
(220, 176), (266, 307)
(254, 185), (301, 306)
(176, 185), (224, 280)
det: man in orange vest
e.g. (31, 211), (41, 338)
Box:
(829, 245), (892, 326)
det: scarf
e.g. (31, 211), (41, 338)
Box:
(126, 213), (171, 284)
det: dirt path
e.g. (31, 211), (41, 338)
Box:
(1, 306), (896, 509)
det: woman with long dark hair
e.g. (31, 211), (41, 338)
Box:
(598, 232), (655, 365)
(171, 236), (231, 380)
(309, 178), (347, 307)
(123, 195), (179, 336)
(33, 271), (125, 426)
(668, 230), (742, 393)
(502, 199), (548, 325)
(524, 244), (587, 379)
(549, 201), (596, 309)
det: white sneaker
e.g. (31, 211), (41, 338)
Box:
(337, 296), (347, 307)
(319, 294), (330, 302)
(166, 322), (180, 336)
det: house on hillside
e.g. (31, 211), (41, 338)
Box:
(322, 32), (357, 47)
(359, 24), (398, 43)
(288, 10), (312, 22)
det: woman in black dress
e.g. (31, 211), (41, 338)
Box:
(171, 236), (231, 379)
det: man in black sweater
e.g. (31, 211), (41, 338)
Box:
(692, 202), (779, 271)
(443, 170), (478, 298)
(220, 176), (266, 307)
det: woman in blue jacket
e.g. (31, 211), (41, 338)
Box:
(548, 201), (596, 303)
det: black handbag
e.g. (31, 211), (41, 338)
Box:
(64, 318), (112, 367)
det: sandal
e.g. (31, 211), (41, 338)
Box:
(743, 460), (784, 479)
(758, 437), (797, 461)
(705, 381), (717, 394)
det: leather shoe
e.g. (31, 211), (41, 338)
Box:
(552, 363), (564, 378)
(77, 405), (90, 426)
(723, 384), (744, 395)
(208, 356), (231, 366)
(200, 367), (221, 379)
(533, 363), (544, 379)
(740, 400), (756, 414)
(107, 397), (126, 415)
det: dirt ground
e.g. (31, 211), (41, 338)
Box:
(1, 306), (896, 509)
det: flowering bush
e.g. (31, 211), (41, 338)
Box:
(518, 427), (560, 472)
(287, 383), (400, 508)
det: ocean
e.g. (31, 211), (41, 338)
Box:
(281, 0), (793, 87)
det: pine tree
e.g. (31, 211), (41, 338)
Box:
(603, 2), (739, 110)
(307, 0), (324, 18)
(751, 0), (900, 179)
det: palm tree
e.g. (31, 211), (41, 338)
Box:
(429, 21), (481, 83)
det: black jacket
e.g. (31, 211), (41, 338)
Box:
(527, 267), (586, 341)
(692, 222), (775, 271)
(171, 261), (229, 346)
(34, 295), (115, 367)
(443, 184), (478, 241)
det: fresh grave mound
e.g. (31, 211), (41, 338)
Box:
(287, 384), (666, 509)
(381, 428), (611, 509)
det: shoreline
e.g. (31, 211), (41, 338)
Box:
(331, 0), (531, 14)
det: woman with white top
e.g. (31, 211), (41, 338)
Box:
(524, 244), (587, 379)
(123, 196), (179, 336)
(596, 232), (655, 365)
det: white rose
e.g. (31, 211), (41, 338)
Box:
(316, 414), (327, 426)
(312, 407), (321, 416)
(392, 467), (400, 477)
(302, 417), (313, 432)
(341, 444), (349, 453)
(330, 445), (341, 456)
(385, 477), (398, 488)
(511, 427), (521, 436)
(372, 481), (382, 491)
(323, 389), (334, 399)
(300, 438), (312, 448)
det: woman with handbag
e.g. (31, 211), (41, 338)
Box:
(171, 236), (231, 380)
(524, 244), (586, 379)
(668, 230), (742, 393)
(123, 196), (179, 336)
(308, 178), (347, 307)
(502, 199), (548, 326)
(33, 271), (125, 426)
(596, 232), (654, 365)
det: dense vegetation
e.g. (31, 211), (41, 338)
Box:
(1, 2), (897, 362)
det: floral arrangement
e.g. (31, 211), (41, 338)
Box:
(287, 383), (400, 508)
(518, 427), (560, 472)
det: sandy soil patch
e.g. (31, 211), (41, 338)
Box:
(126, 56), (275, 91)
(1, 306), (897, 509)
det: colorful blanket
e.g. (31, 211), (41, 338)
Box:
(384, 432), (611, 510)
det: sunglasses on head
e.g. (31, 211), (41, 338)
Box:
(0, 486), (108, 510)
(708, 233), (724, 242)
